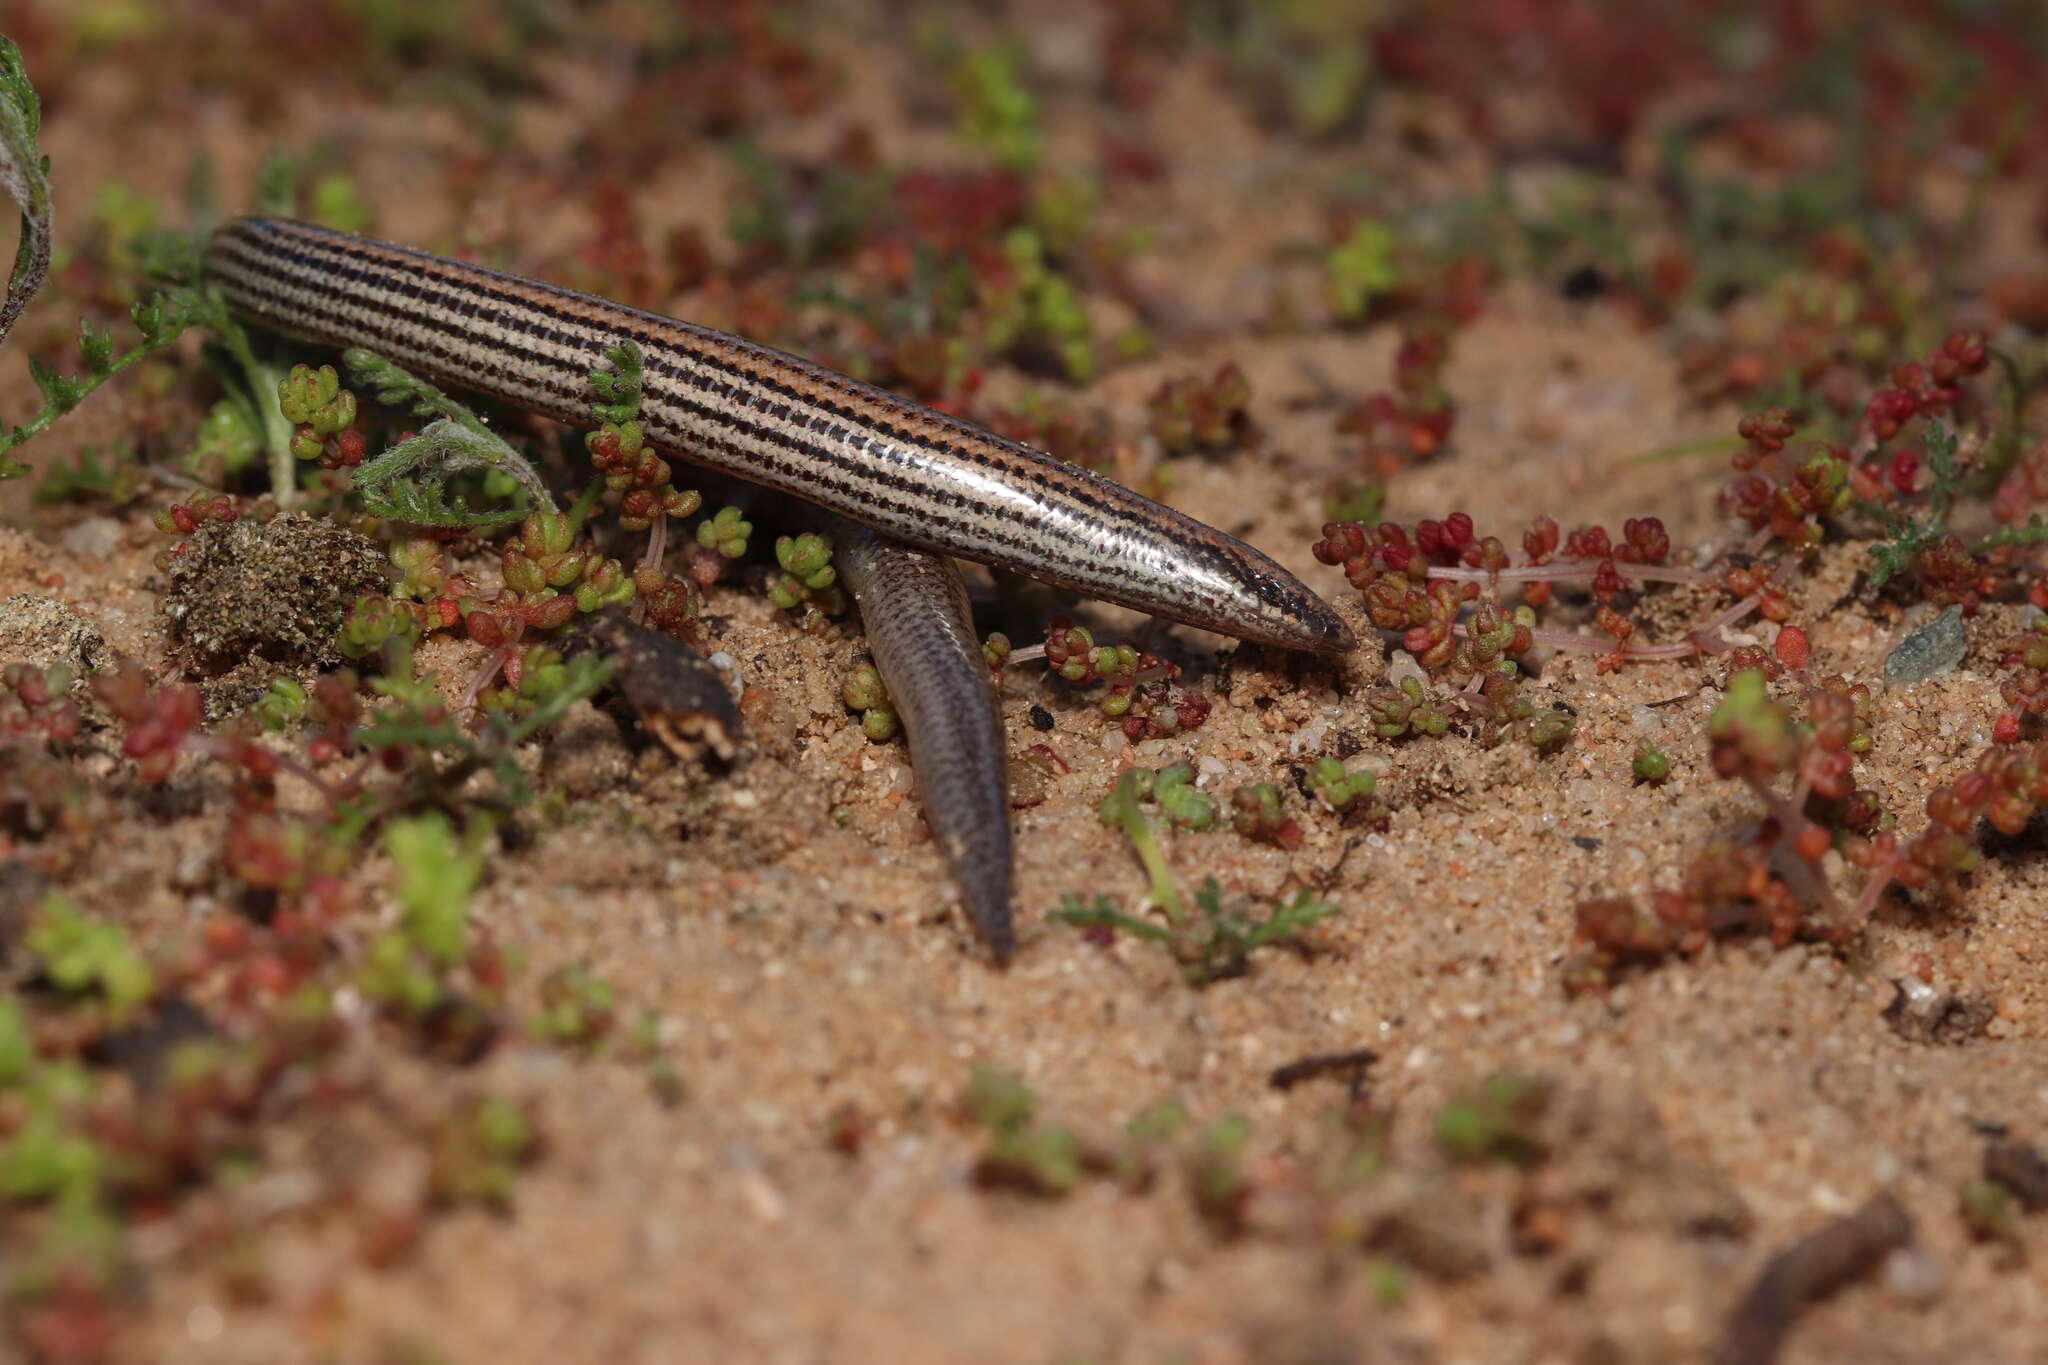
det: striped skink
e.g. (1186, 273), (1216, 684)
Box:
(203, 219), (1353, 655)
(203, 218), (1353, 955)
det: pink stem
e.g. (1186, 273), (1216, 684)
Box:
(183, 735), (343, 804)
(1742, 774), (1850, 923)
(457, 645), (514, 718)
(1426, 559), (1715, 587)
(1846, 857), (1900, 924)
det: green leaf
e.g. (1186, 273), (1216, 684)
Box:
(79, 322), (113, 377)
(26, 355), (63, 407)
(1048, 893), (1172, 941)
(384, 814), (486, 966)
(0, 996), (32, 1086)
(26, 896), (154, 1018)
(358, 474), (532, 530)
(254, 147), (297, 218)
(1865, 421), (1963, 591)
(588, 340), (644, 425)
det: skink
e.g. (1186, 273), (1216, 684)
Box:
(203, 218), (1352, 955)
(203, 218), (1353, 655)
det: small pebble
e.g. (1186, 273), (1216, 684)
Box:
(1884, 605), (1966, 685)
(59, 515), (122, 558)
(1882, 1245), (1947, 1306)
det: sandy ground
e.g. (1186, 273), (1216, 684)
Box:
(3, 5), (2047, 1364)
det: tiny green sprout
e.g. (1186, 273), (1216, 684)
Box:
(185, 398), (262, 478)
(1959, 1179), (2017, 1243)
(961, 1064), (1035, 1136)
(1307, 756), (1378, 814)
(1050, 620), (1096, 682)
(991, 1125), (1084, 1195)
(385, 814), (485, 966)
(960, 1065), (1083, 1196)
(277, 363), (358, 460)
(1110, 325), (1153, 362)
(34, 442), (143, 506)
(987, 227), (1098, 382)
(1229, 782), (1296, 847)
(339, 593), (422, 661)
(1099, 769), (1183, 921)
(574, 554), (634, 614)
(432, 1096), (536, 1208)
(357, 932), (442, 1015)
(1365, 1259), (1409, 1308)
(1028, 175), (1097, 256)
(1, 288), (199, 476)
(163, 1039), (228, 1091)
(76, 320), (113, 375)
(1325, 481), (1385, 526)
(1114, 1101), (1187, 1189)
(0, 996), (31, 1087)
(1053, 879), (1336, 986)
(0, 1112), (103, 1204)
(520, 506), (577, 561)
(982, 632), (1012, 670)
(534, 966), (616, 1048)
(626, 1011), (689, 1107)
(1868, 420), (1965, 588)
(696, 505), (753, 559)
(344, 348), (554, 520)
(255, 148), (298, 217)
(1709, 669), (1797, 778)
(1367, 676), (1451, 740)
(1286, 40), (1370, 136)
(588, 340), (646, 426)
(310, 170), (373, 234)
(1092, 641), (1141, 686)
(1130, 1096), (1196, 1146)
(1433, 1073), (1553, 1166)
(1149, 763), (1216, 831)
(484, 644), (587, 720)
(1179, 880), (1336, 985)
(26, 896), (153, 1019)
(951, 45), (1043, 172)
(252, 677), (310, 732)
(1328, 219), (1401, 322)
(843, 661), (899, 741)
(770, 531), (840, 612)
(778, 532), (835, 585)
(1035, 276), (1097, 384)
(1508, 699), (1575, 755)
(1631, 741), (1671, 783)
(12, 1195), (123, 1297)
(390, 539), (449, 599)
(1050, 893), (1171, 943)
(92, 182), (158, 275)
(1187, 1114), (1252, 1231)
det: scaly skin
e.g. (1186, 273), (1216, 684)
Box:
(826, 516), (1014, 958)
(204, 217), (1353, 654)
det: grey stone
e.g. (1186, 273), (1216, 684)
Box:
(1883, 604), (1966, 685)
(58, 516), (123, 559)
